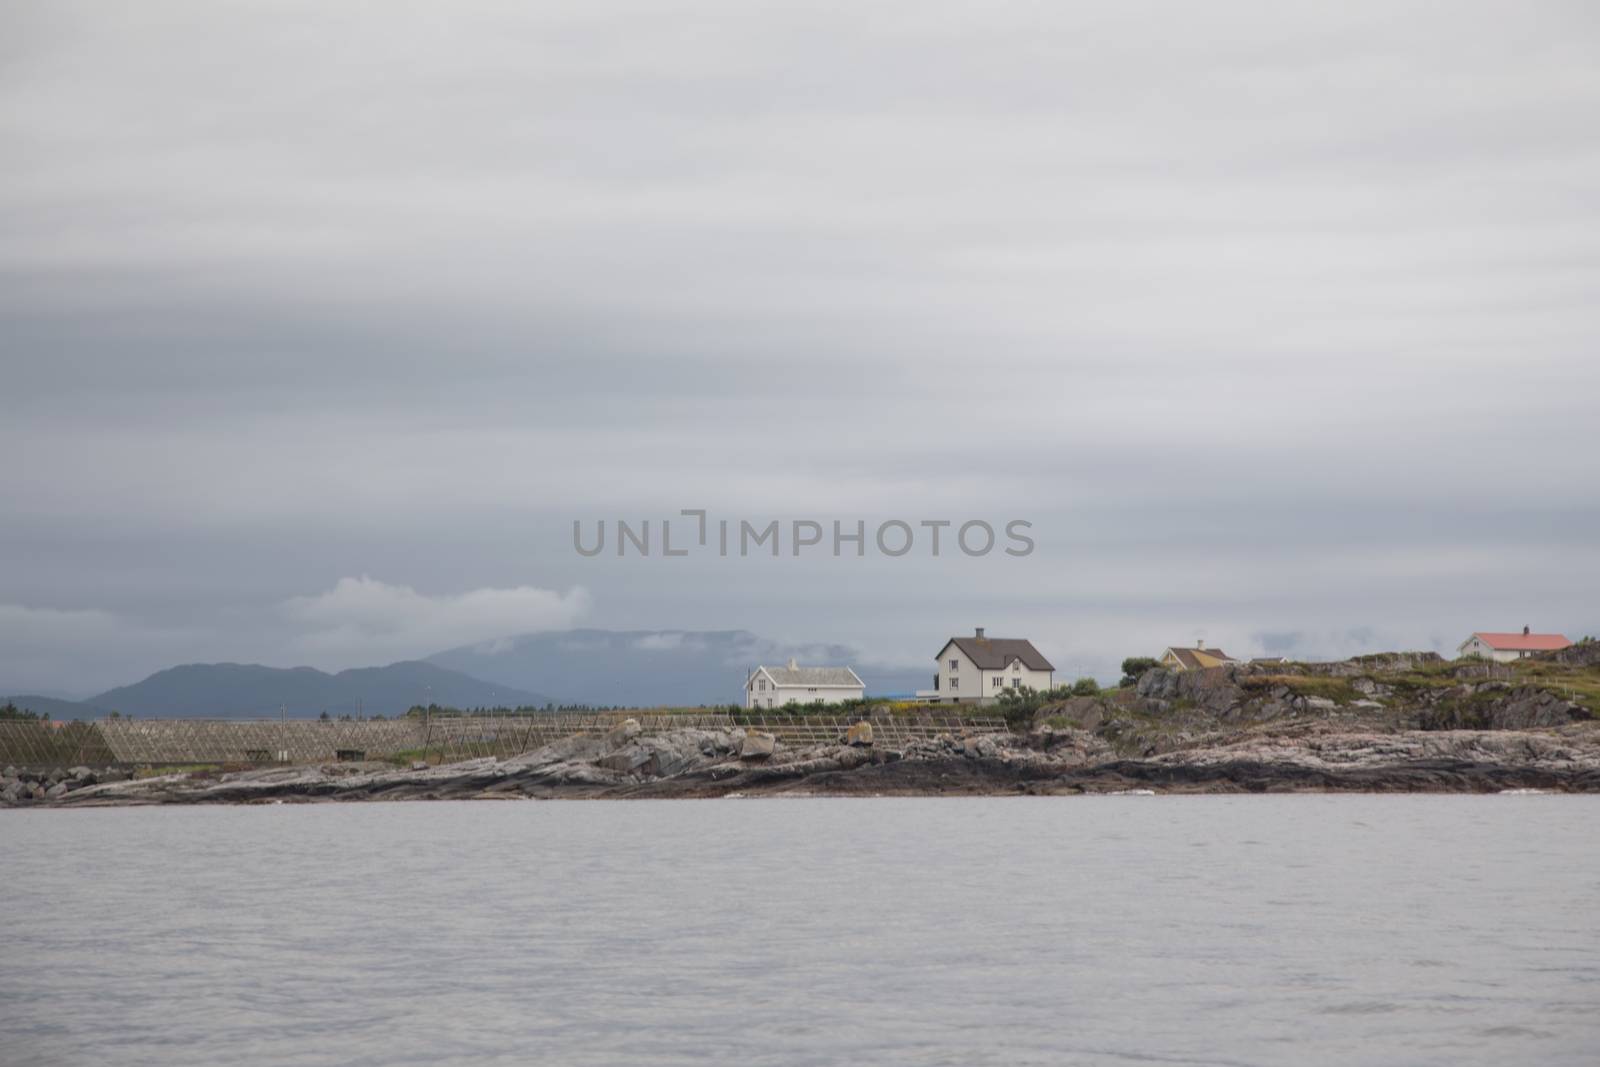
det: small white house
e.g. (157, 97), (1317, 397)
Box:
(917, 627), (1055, 705)
(745, 659), (865, 709)
(1457, 627), (1572, 663)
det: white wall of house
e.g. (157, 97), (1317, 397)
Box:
(937, 644), (979, 703)
(1457, 636), (1524, 663)
(980, 660), (1054, 700)
(744, 671), (864, 709)
(933, 644), (1053, 705)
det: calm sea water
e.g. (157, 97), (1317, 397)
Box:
(3, 797), (1598, 1066)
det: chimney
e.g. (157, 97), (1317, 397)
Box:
(1523, 625), (1530, 636)
(787, 656), (798, 670)
(1196, 637), (1205, 650)
(975, 627), (985, 639)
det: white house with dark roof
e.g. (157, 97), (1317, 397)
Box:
(918, 627), (1054, 705)
(745, 658), (865, 709)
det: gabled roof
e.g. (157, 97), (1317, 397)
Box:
(1466, 632), (1572, 652)
(940, 636), (1054, 672)
(1163, 646), (1238, 669)
(753, 664), (864, 687)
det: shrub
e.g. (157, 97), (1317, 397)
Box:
(1071, 677), (1100, 696)
(1119, 657), (1160, 687)
(995, 684), (1085, 731)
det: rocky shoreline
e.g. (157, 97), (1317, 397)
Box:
(8, 651), (1600, 806)
(2, 764), (133, 805)
(6, 719), (1600, 807)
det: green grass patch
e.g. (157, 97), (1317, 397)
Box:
(1507, 662), (1600, 711)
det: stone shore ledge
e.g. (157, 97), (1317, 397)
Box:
(7, 718), (1599, 806)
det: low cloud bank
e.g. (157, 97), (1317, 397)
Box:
(282, 576), (590, 663)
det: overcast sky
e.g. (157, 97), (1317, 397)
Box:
(3, 1), (1598, 695)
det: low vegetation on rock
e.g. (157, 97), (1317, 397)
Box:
(1027, 649), (1597, 758)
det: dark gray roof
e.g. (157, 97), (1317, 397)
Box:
(942, 637), (1054, 672)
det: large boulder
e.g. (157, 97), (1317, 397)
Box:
(696, 732), (732, 756)
(1136, 668), (1180, 700)
(604, 718), (642, 747)
(1417, 686), (1591, 730)
(1135, 666), (1246, 715)
(739, 731), (776, 759)
(593, 729), (736, 778)
(637, 731), (724, 777)
(1034, 696), (1104, 731)
(1486, 688), (1591, 729)
(597, 747), (653, 774)
(846, 721), (874, 747)
(1540, 638), (1600, 668)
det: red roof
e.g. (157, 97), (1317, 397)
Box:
(1472, 632), (1572, 651)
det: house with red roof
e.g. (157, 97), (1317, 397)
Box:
(1457, 626), (1572, 663)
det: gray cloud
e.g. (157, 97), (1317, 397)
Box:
(2, 1), (1598, 692)
(279, 576), (590, 662)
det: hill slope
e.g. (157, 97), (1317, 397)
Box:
(88, 661), (549, 719)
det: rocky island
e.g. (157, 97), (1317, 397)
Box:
(7, 644), (1600, 805)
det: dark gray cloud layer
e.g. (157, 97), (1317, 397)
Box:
(3, 1), (1598, 693)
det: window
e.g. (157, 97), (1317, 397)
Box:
(991, 677), (1002, 688)
(950, 658), (959, 671)
(1011, 678), (1021, 689)
(949, 677), (959, 691)
(1012, 661), (1020, 672)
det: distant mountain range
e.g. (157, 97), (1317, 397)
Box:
(82, 661), (549, 719)
(4, 629), (928, 719)
(428, 628), (929, 707)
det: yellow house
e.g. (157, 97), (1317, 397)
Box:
(1160, 642), (1239, 671)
